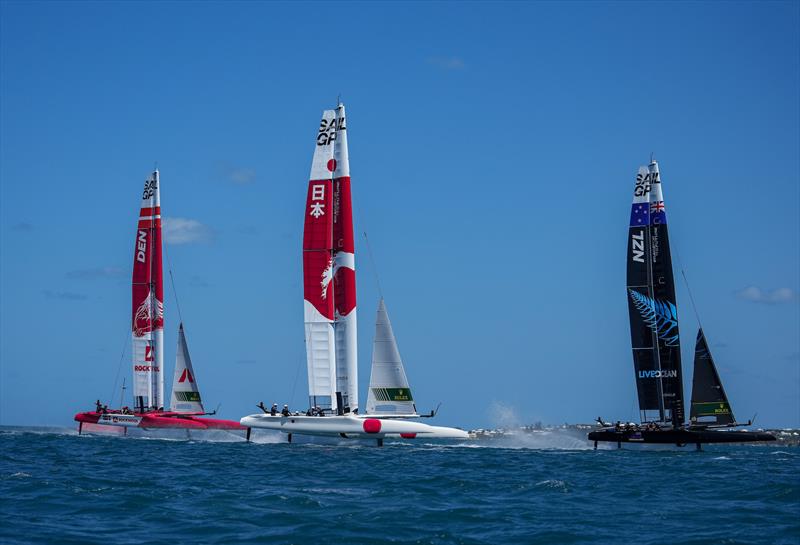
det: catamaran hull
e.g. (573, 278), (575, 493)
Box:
(74, 411), (246, 431)
(240, 414), (469, 440)
(588, 428), (776, 445)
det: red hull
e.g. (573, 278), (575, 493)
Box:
(74, 411), (246, 430)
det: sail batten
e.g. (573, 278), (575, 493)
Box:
(626, 161), (684, 425)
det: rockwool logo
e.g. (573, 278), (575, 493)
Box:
(638, 370), (677, 379)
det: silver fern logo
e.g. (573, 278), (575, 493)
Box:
(628, 289), (679, 346)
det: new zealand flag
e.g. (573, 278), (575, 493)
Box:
(629, 203), (649, 227)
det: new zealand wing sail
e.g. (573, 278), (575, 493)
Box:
(170, 323), (204, 414)
(626, 161), (684, 424)
(131, 170), (164, 411)
(366, 299), (416, 416)
(689, 328), (734, 425)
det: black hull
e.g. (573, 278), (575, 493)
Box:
(588, 428), (775, 445)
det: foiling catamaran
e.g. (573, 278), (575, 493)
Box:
(240, 103), (468, 445)
(589, 160), (775, 449)
(74, 170), (248, 437)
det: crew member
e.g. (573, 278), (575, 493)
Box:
(95, 399), (102, 413)
(257, 402), (268, 414)
(270, 403), (278, 416)
(281, 404), (290, 417)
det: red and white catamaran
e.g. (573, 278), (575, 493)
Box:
(74, 170), (248, 437)
(240, 104), (468, 445)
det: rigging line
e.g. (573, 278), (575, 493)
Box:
(362, 231), (384, 298)
(163, 240), (184, 325)
(108, 326), (130, 408)
(674, 247), (703, 330)
(289, 346), (303, 408)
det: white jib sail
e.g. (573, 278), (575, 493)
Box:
(366, 299), (417, 415)
(170, 323), (204, 414)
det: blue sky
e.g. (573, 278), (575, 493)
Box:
(1, 1), (798, 430)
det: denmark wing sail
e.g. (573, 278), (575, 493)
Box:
(626, 161), (684, 425)
(366, 299), (416, 416)
(170, 323), (204, 414)
(689, 328), (734, 425)
(131, 170), (164, 411)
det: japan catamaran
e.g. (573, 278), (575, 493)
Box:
(589, 160), (774, 448)
(240, 104), (468, 445)
(74, 170), (248, 437)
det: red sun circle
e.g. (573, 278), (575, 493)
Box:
(326, 159), (337, 172)
(363, 419), (382, 434)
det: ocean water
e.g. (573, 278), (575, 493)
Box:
(1, 427), (798, 545)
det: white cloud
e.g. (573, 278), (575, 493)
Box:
(162, 217), (212, 245)
(427, 56), (465, 70)
(66, 266), (125, 279)
(229, 167), (256, 185)
(735, 286), (797, 304)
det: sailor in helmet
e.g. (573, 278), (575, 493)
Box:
(270, 403), (278, 416)
(281, 404), (291, 417)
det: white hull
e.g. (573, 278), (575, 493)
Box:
(240, 414), (469, 440)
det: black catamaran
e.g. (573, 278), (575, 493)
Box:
(589, 160), (775, 448)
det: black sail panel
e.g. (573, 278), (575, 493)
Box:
(689, 328), (735, 425)
(626, 162), (684, 424)
(627, 167), (663, 417)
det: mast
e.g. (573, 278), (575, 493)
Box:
(131, 170), (164, 411)
(689, 328), (735, 425)
(331, 103), (358, 413)
(626, 160), (683, 425)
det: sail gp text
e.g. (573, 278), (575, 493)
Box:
(317, 117), (345, 146)
(638, 370), (677, 378)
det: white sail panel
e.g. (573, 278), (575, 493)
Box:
(366, 299), (416, 415)
(304, 301), (337, 411)
(170, 324), (204, 414)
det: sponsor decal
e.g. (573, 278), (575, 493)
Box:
(178, 369), (194, 383)
(692, 402), (731, 415)
(135, 365), (160, 372)
(145, 345), (154, 362)
(638, 369), (678, 379)
(631, 231), (645, 263)
(628, 289), (680, 346)
(175, 391), (201, 402)
(650, 201), (664, 214)
(371, 387), (414, 402)
(101, 414), (140, 425)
